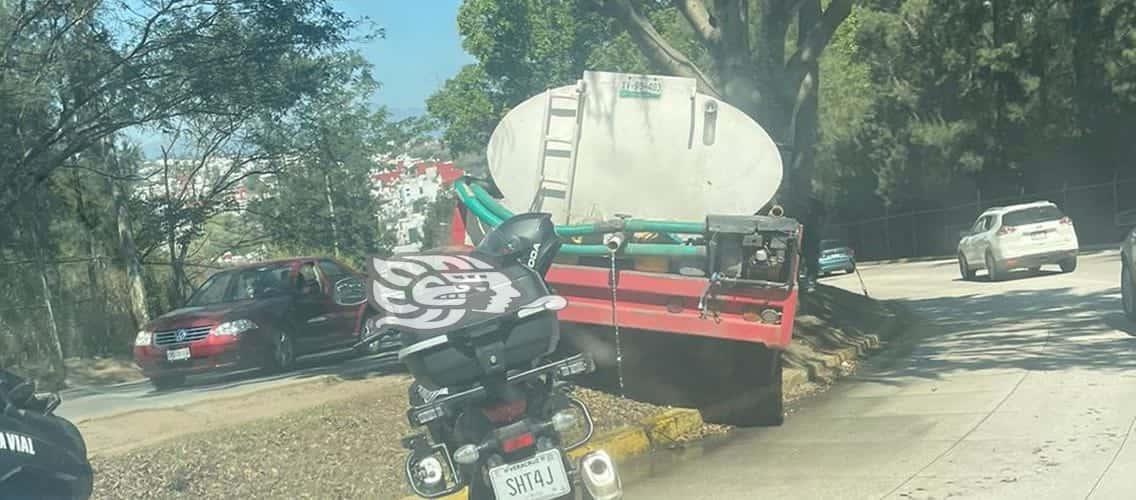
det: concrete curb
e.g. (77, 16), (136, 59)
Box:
(71, 373), (348, 426)
(399, 297), (910, 499)
(401, 409), (705, 500)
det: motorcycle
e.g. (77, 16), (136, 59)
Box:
(335, 213), (623, 500)
(0, 369), (93, 499)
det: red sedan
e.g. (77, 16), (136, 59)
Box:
(133, 257), (376, 389)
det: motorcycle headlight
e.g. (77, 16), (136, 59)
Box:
(134, 330), (153, 346)
(414, 456), (444, 486)
(215, 319), (258, 336)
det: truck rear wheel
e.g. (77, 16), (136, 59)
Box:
(1060, 256), (1078, 273)
(698, 346), (783, 427)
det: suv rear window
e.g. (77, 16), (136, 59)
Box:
(1002, 206), (1065, 227)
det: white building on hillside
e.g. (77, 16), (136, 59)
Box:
(372, 159), (463, 254)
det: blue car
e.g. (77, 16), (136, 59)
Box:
(818, 239), (856, 276)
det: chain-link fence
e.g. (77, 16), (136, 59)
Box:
(0, 257), (218, 376)
(828, 177), (1136, 262)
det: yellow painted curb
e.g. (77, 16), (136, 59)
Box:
(641, 409), (704, 447)
(567, 424), (652, 460)
(401, 409), (704, 499)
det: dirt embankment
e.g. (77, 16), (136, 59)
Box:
(82, 284), (902, 499)
(85, 376), (676, 500)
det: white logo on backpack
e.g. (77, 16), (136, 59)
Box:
(0, 431), (36, 455)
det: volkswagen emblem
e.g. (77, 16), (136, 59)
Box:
(175, 328), (188, 343)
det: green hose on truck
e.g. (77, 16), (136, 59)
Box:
(453, 178), (708, 257)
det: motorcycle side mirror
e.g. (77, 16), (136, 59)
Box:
(333, 277), (367, 306)
(6, 381), (34, 409)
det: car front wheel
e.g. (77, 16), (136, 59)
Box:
(959, 253), (976, 281)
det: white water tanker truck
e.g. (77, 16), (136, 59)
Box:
(448, 71), (802, 426)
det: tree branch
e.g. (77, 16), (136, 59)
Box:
(784, 0), (852, 84)
(596, 0), (722, 97)
(673, 0), (720, 47)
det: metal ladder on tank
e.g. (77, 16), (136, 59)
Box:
(529, 80), (586, 220)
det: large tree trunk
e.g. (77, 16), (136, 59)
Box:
(108, 169), (151, 327)
(29, 193), (66, 384)
(84, 232), (105, 355)
(1070, 0), (1102, 134)
(72, 169), (107, 355)
(602, 0), (851, 212)
(324, 171), (341, 258)
(790, 0), (823, 283)
(161, 160), (185, 307)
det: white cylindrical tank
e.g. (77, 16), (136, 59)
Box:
(486, 71), (783, 225)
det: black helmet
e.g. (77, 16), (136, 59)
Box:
(475, 213), (562, 276)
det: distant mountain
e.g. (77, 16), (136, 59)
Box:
(125, 106), (433, 159)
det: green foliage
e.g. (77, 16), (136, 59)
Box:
(820, 0), (1136, 216)
(0, 1), (406, 378)
(428, 0), (658, 157)
(246, 77), (407, 269)
(427, 64), (503, 156)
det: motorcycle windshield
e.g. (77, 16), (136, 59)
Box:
(365, 249), (565, 336)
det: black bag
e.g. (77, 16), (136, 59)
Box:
(0, 370), (92, 500)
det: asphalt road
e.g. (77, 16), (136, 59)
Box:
(57, 349), (400, 422)
(625, 250), (1136, 500)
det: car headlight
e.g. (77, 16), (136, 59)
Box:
(134, 330), (153, 346)
(215, 319), (258, 336)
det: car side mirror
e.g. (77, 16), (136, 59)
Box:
(333, 277), (367, 306)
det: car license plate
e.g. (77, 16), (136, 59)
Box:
(488, 449), (571, 500)
(166, 347), (191, 361)
(1031, 231), (1047, 240)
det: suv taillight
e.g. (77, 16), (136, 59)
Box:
(1059, 216), (1073, 225)
(996, 225), (1016, 237)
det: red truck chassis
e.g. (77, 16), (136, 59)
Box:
(449, 204), (800, 350)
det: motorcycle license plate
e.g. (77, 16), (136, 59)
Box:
(488, 449), (571, 500)
(166, 347), (191, 361)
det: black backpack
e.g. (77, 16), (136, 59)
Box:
(0, 370), (92, 500)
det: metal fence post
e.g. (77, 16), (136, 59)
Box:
(884, 205), (891, 258)
(1114, 171), (1120, 223)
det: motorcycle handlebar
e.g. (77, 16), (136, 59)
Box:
(1, 369), (62, 416)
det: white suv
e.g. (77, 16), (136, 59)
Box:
(957, 201), (1079, 281)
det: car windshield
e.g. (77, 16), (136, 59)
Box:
(186, 271), (234, 307)
(185, 264), (291, 306)
(231, 264), (293, 301)
(1002, 206), (1065, 227)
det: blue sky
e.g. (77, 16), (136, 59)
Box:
(130, 1), (472, 156)
(335, 1), (474, 118)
